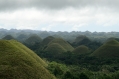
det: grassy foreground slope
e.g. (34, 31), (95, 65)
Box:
(91, 40), (119, 58)
(0, 40), (56, 79)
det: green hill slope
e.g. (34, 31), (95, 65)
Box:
(42, 36), (55, 46)
(0, 40), (56, 79)
(74, 35), (91, 44)
(25, 34), (42, 45)
(16, 34), (28, 42)
(2, 35), (15, 40)
(45, 43), (67, 53)
(73, 45), (90, 54)
(48, 38), (74, 51)
(91, 40), (119, 58)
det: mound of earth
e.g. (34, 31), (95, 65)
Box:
(91, 40), (119, 58)
(0, 40), (56, 79)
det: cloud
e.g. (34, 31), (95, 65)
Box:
(0, 0), (119, 11)
(0, 0), (119, 32)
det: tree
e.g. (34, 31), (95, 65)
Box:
(79, 73), (89, 79)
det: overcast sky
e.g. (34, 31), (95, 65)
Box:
(0, 0), (119, 32)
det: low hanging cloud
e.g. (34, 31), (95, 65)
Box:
(0, 0), (119, 11)
(0, 0), (119, 32)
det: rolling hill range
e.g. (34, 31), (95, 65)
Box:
(47, 38), (74, 52)
(73, 45), (90, 55)
(91, 40), (119, 58)
(0, 40), (56, 79)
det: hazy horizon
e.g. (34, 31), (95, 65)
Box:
(0, 0), (119, 32)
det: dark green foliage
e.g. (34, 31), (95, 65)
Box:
(79, 73), (89, 79)
(63, 71), (73, 79)
(54, 66), (63, 76)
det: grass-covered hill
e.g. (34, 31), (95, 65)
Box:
(91, 40), (119, 58)
(45, 43), (67, 53)
(73, 45), (90, 54)
(25, 34), (42, 45)
(2, 35), (15, 40)
(47, 38), (74, 52)
(0, 40), (56, 79)
(73, 35), (91, 47)
(42, 36), (55, 46)
(16, 34), (28, 42)
(105, 37), (119, 43)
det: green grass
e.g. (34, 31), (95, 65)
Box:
(73, 45), (90, 54)
(42, 36), (55, 46)
(45, 43), (67, 53)
(0, 40), (56, 79)
(25, 34), (42, 45)
(48, 38), (74, 51)
(91, 40), (119, 58)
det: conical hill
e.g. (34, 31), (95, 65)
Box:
(42, 36), (55, 46)
(0, 40), (56, 79)
(91, 40), (119, 58)
(45, 43), (67, 53)
(2, 35), (15, 40)
(25, 34), (42, 45)
(73, 45), (90, 54)
(48, 38), (74, 51)
(74, 35), (91, 46)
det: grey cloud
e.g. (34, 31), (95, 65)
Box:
(0, 0), (119, 11)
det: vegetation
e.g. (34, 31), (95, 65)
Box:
(2, 35), (15, 40)
(0, 40), (56, 79)
(73, 45), (91, 54)
(91, 40), (119, 58)
(48, 38), (74, 51)
(42, 36), (55, 46)
(1, 29), (119, 79)
(45, 43), (67, 54)
(24, 34), (42, 50)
